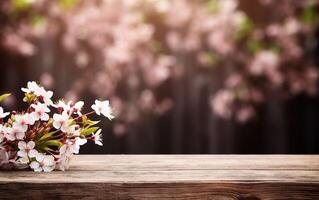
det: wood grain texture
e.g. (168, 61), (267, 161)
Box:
(0, 155), (319, 200)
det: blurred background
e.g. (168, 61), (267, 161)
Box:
(0, 0), (319, 154)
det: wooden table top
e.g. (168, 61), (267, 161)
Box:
(1, 155), (319, 199)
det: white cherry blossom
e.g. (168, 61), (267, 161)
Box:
(72, 101), (84, 116)
(37, 87), (54, 106)
(17, 141), (38, 158)
(31, 103), (50, 121)
(0, 107), (10, 119)
(59, 138), (86, 156)
(91, 100), (114, 120)
(55, 155), (71, 171)
(0, 125), (6, 143)
(5, 125), (25, 141)
(30, 153), (55, 172)
(14, 113), (35, 132)
(92, 129), (103, 146)
(66, 125), (80, 137)
(21, 81), (42, 94)
(59, 141), (78, 156)
(75, 137), (87, 147)
(22, 81), (53, 106)
(53, 112), (70, 132)
(53, 100), (71, 112)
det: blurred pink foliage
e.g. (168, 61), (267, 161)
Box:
(0, 0), (318, 129)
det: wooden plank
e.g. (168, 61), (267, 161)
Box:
(0, 155), (319, 200)
(70, 155), (319, 170)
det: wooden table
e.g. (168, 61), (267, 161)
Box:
(0, 155), (319, 199)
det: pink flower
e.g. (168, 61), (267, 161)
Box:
(71, 101), (84, 116)
(53, 112), (70, 132)
(14, 113), (35, 132)
(5, 125), (25, 141)
(53, 100), (71, 113)
(55, 155), (71, 171)
(0, 125), (6, 143)
(236, 106), (255, 123)
(211, 90), (234, 119)
(17, 141), (38, 158)
(249, 51), (279, 76)
(30, 153), (55, 172)
(59, 138), (86, 156)
(31, 103), (50, 121)
(59, 141), (77, 156)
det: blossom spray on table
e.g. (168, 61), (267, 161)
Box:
(0, 81), (114, 172)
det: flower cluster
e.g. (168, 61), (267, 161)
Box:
(0, 81), (113, 172)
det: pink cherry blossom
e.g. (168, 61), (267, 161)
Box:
(31, 103), (50, 121)
(14, 113), (35, 132)
(5, 125), (25, 141)
(30, 153), (55, 172)
(17, 141), (38, 158)
(53, 112), (70, 132)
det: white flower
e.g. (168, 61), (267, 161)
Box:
(91, 100), (114, 120)
(54, 100), (84, 116)
(14, 113), (35, 132)
(21, 81), (42, 94)
(92, 129), (103, 146)
(66, 125), (80, 137)
(59, 138), (86, 156)
(5, 125), (25, 141)
(59, 141), (77, 156)
(22, 81), (53, 106)
(0, 107), (10, 119)
(0, 125), (6, 143)
(72, 101), (84, 116)
(37, 87), (53, 106)
(53, 100), (71, 112)
(75, 137), (87, 146)
(53, 112), (71, 132)
(17, 141), (38, 158)
(55, 155), (71, 171)
(31, 103), (50, 121)
(30, 153), (55, 172)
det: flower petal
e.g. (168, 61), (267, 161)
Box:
(27, 141), (35, 149)
(18, 141), (27, 150)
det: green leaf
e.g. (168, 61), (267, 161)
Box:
(43, 147), (55, 152)
(23, 93), (37, 103)
(0, 93), (11, 102)
(82, 115), (100, 127)
(80, 127), (99, 136)
(39, 140), (62, 148)
(38, 131), (56, 142)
